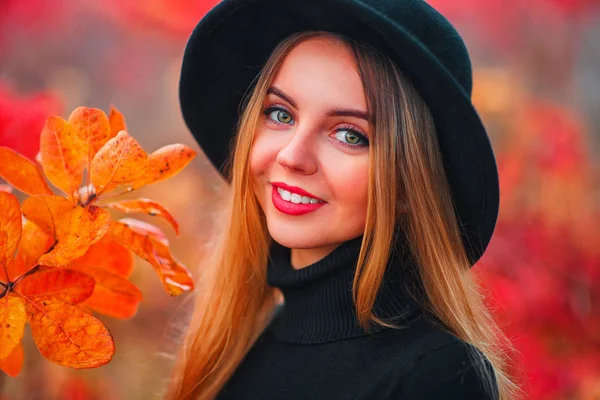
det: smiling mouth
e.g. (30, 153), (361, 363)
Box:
(275, 186), (325, 204)
(270, 185), (326, 216)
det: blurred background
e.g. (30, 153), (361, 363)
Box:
(0, 0), (598, 399)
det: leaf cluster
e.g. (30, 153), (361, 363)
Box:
(0, 106), (196, 375)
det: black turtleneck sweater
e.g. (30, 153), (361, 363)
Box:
(216, 236), (499, 399)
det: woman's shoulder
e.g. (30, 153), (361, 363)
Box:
(372, 313), (499, 399)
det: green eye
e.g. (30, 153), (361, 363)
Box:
(333, 128), (369, 148)
(263, 106), (295, 125)
(345, 132), (360, 144)
(275, 110), (292, 124)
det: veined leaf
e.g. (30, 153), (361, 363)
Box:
(68, 107), (112, 170)
(26, 298), (115, 368)
(39, 116), (86, 199)
(16, 268), (95, 304)
(90, 131), (148, 195)
(129, 144), (195, 189)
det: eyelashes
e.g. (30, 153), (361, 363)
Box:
(261, 105), (370, 149)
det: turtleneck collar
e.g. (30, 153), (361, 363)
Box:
(266, 235), (423, 344)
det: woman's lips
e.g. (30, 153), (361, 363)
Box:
(271, 185), (326, 216)
(270, 181), (324, 202)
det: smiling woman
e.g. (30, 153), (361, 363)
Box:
(167, 1), (522, 399)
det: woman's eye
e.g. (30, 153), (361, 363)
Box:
(265, 107), (294, 125)
(333, 129), (369, 148)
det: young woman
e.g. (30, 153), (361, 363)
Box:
(168, 0), (520, 399)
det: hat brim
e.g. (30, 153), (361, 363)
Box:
(179, 0), (499, 266)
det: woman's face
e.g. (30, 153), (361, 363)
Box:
(250, 36), (370, 269)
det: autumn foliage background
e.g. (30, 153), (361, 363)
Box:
(1, 0), (599, 399)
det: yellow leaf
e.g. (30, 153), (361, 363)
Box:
(0, 294), (26, 359)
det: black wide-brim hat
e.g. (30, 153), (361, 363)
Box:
(179, 0), (500, 267)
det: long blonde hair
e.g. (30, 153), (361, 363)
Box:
(166, 31), (521, 400)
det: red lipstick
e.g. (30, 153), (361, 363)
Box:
(271, 182), (324, 201)
(270, 182), (326, 216)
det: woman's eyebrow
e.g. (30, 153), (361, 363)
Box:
(266, 86), (369, 121)
(266, 86), (297, 108)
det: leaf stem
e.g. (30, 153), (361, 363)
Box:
(13, 265), (40, 286)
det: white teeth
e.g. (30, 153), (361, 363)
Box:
(280, 188), (291, 201)
(277, 187), (323, 204)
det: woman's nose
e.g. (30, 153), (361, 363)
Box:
(276, 127), (318, 175)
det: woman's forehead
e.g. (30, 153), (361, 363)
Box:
(268, 37), (366, 111)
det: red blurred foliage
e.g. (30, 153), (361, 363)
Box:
(428, 0), (597, 52)
(477, 99), (600, 399)
(0, 0), (71, 51)
(100, 0), (221, 38)
(0, 83), (62, 160)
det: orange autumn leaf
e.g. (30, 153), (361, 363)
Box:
(0, 192), (22, 267)
(68, 235), (134, 278)
(109, 105), (127, 138)
(26, 298), (114, 368)
(147, 239), (194, 296)
(17, 221), (54, 271)
(0, 294), (26, 359)
(129, 144), (196, 189)
(22, 195), (75, 238)
(117, 217), (169, 244)
(0, 341), (23, 377)
(16, 268), (94, 305)
(39, 116), (85, 199)
(38, 205), (111, 267)
(108, 220), (193, 296)
(105, 198), (180, 235)
(67, 107), (112, 169)
(0, 147), (53, 196)
(5, 256), (27, 284)
(90, 131), (148, 195)
(68, 265), (141, 319)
